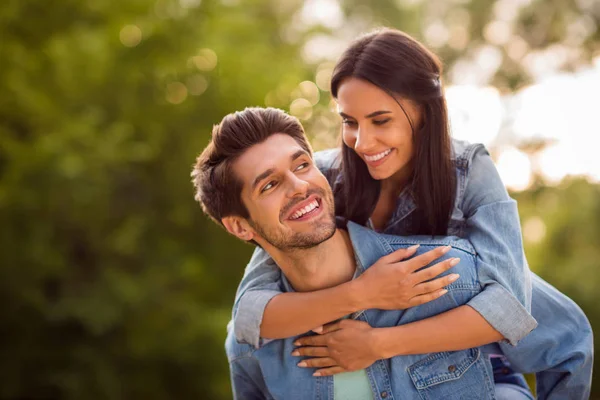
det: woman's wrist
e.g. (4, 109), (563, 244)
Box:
(372, 327), (406, 359)
(346, 278), (371, 311)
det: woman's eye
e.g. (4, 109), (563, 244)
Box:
(261, 181), (276, 193)
(373, 118), (391, 126)
(342, 119), (357, 127)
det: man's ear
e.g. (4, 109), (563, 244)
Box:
(222, 216), (255, 242)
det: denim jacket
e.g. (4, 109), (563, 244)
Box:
(230, 140), (593, 398)
(233, 140), (536, 347)
(227, 223), (501, 399)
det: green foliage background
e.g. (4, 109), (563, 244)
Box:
(0, 0), (598, 398)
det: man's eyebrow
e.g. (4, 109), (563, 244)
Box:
(251, 168), (275, 192)
(291, 149), (309, 162)
(339, 110), (392, 119)
(250, 150), (309, 192)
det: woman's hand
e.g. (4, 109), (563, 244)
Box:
(292, 319), (380, 376)
(352, 245), (460, 310)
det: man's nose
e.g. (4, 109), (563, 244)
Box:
(285, 172), (309, 198)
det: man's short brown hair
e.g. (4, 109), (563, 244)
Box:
(192, 107), (312, 225)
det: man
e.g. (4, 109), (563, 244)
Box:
(192, 107), (592, 399)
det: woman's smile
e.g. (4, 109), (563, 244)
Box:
(363, 148), (394, 167)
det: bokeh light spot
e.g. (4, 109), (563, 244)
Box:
(523, 216), (547, 244)
(166, 82), (188, 104)
(496, 147), (532, 191)
(187, 75), (208, 96)
(316, 62), (334, 91)
(290, 98), (313, 120)
(293, 81), (320, 106)
(193, 49), (218, 71)
(120, 25), (142, 47)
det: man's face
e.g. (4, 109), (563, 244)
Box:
(231, 133), (336, 251)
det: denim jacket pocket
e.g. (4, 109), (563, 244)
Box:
(408, 348), (495, 400)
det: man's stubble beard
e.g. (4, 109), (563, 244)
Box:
(249, 188), (337, 251)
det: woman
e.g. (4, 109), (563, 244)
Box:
(232, 28), (546, 398)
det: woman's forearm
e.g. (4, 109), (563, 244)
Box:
(260, 280), (362, 338)
(374, 305), (503, 358)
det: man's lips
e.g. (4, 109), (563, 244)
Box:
(283, 194), (322, 221)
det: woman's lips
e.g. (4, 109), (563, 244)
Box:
(364, 148), (393, 167)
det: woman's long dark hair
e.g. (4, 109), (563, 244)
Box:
(331, 28), (455, 235)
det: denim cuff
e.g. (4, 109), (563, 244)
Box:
(467, 283), (538, 345)
(234, 289), (281, 349)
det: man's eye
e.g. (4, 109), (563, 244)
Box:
(373, 118), (391, 126)
(261, 181), (276, 193)
(295, 162), (309, 172)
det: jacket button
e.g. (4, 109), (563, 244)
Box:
(448, 365), (457, 373)
(381, 391), (388, 398)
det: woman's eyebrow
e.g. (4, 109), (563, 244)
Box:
(339, 110), (392, 119)
(365, 110), (392, 118)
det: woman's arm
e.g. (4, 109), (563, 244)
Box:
(234, 244), (458, 345)
(460, 145), (537, 345)
(292, 307), (501, 376)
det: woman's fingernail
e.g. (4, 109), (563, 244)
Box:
(449, 273), (460, 282)
(291, 350), (299, 356)
(408, 244), (420, 251)
(298, 361), (307, 367)
(441, 245), (451, 253)
(440, 289), (448, 295)
(449, 258), (460, 266)
(313, 372), (321, 377)
(294, 341), (300, 346)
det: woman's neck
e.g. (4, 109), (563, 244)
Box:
(371, 168), (412, 231)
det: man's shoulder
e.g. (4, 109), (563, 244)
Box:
(314, 148), (341, 172)
(347, 222), (476, 271)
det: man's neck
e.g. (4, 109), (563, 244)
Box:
(267, 229), (356, 292)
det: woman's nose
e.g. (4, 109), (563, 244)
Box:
(353, 126), (376, 153)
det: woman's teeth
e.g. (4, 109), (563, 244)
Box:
(290, 200), (319, 220)
(364, 149), (392, 162)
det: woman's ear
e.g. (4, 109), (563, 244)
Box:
(222, 216), (255, 242)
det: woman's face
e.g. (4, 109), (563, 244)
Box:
(337, 77), (423, 183)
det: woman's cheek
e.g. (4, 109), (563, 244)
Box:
(342, 130), (356, 149)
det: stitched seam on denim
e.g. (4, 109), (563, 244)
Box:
(445, 284), (480, 292)
(386, 240), (477, 256)
(458, 143), (485, 211)
(409, 348), (480, 389)
(376, 359), (393, 400)
(373, 233), (395, 257)
(479, 351), (496, 399)
(364, 365), (380, 400)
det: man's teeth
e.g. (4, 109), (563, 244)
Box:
(291, 200), (319, 220)
(365, 149), (392, 162)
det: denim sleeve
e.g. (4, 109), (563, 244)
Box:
(499, 273), (593, 400)
(462, 146), (538, 345)
(232, 246), (282, 348)
(230, 356), (270, 400)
